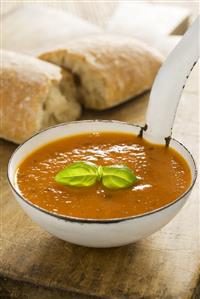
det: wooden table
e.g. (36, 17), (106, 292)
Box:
(1, 2), (199, 299)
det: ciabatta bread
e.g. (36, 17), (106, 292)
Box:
(0, 50), (81, 144)
(40, 35), (163, 110)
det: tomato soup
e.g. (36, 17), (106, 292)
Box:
(16, 132), (191, 219)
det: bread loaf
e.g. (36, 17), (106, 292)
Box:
(0, 50), (81, 144)
(40, 35), (163, 110)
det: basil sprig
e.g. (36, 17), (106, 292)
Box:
(55, 161), (137, 190)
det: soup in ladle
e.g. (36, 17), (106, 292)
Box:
(16, 131), (191, 220)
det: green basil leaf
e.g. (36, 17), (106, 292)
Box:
(55, 161), (98, 187)
(101, 165), (137, 189)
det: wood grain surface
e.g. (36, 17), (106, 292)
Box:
(1, 2), (199, 299)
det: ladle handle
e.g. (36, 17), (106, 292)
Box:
(144, 17), (199, 145)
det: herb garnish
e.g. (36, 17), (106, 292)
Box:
(55, 161), (137, 190)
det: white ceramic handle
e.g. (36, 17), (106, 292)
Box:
(143, 17), (199, 145)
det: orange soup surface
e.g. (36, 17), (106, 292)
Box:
(16, 132), (191, 219)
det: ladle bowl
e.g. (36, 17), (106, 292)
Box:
(8, 120), (197, 247)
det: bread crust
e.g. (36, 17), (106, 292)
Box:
(40, 35), (163, 110)
(0, 50), (81, 144)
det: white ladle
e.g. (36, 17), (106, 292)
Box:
(7, 17), (200, 248)
(143, 16), (199, 145)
